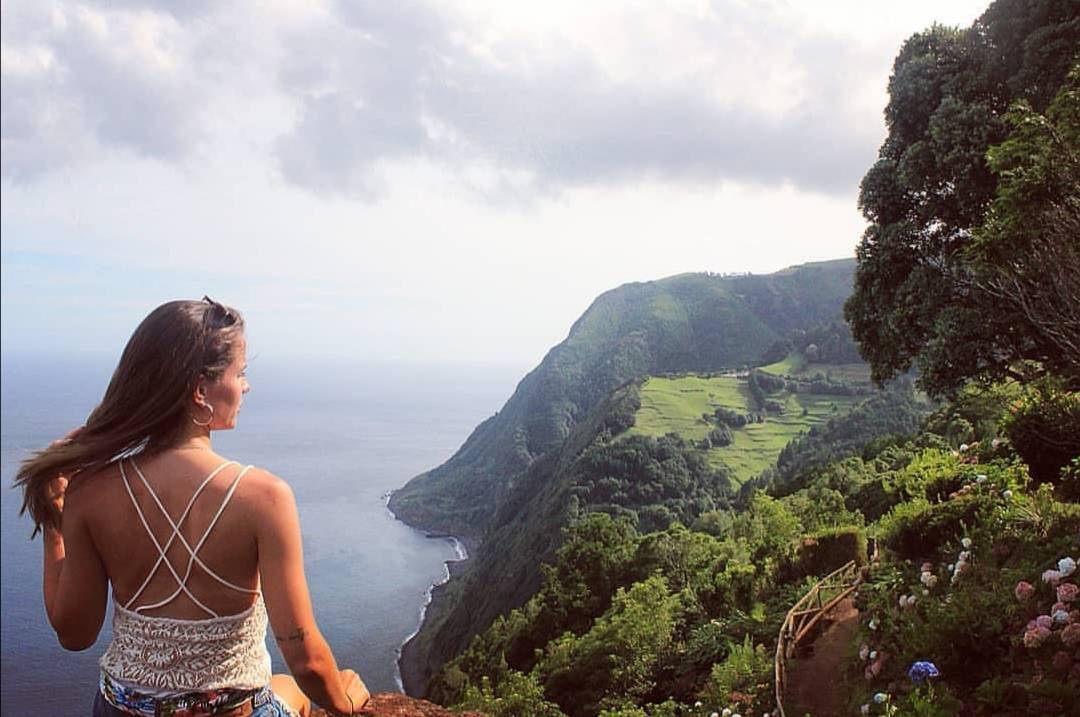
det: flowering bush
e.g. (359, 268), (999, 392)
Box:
(851, 488), (1080, 716)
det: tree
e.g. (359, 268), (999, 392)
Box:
(968, 67), (1080, 378)
(844, 1), (1080, 396)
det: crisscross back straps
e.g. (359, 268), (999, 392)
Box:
(119, 457), (259, 618)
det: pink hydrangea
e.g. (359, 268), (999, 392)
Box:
(1036, 614), (1054, 630)
(1062, 623), (1080, 648)
(1043, 569), (1063, 586)
(1057, 582), (1078, 604)
(1024, 625), (1052, 648)
(1015, 580), (1036, 602)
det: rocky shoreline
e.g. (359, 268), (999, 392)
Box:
(385, 492), (479, 697)
(397, 552), (473, 696)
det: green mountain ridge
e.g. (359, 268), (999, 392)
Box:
(389, 258), (858, 540)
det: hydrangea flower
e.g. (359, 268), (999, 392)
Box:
(1059, 557), (1077, 577)
(1024, 625), (1052, 648)
(1053, 610), (1070, 626)
(907, 660), (940, 683)
(1015, 581), (1036, 602)
(1043, 569), (1063, 585)
(1036, 614), (1054, 630)
(1058, 583), (1079, 603)
(1062, 623), (1080, 648)
(873, 692), (888, 704)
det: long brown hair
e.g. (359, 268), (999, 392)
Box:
(14, 297), (245, 536)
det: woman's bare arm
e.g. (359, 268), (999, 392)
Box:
(42, 475), (109, 650)
(254, 471), (370, 715)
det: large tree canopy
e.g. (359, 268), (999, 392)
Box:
(845, 0), (1080, 397)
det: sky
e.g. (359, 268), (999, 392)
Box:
(1, 0), (991, 368)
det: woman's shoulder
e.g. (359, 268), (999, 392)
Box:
(233, 465), (297, 510)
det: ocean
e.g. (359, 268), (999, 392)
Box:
(0, 354), (522, 716)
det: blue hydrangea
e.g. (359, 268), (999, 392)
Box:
(907, 660), (940, 683)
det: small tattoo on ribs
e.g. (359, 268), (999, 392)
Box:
(275, 627), (305, 643)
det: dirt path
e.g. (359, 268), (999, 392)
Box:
(784, 597), (859, 717)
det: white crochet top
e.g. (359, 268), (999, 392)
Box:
(99, 458), (273, 692)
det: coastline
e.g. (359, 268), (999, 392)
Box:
(384, 491), (477, 697)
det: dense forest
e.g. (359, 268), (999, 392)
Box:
(395, 0), (1080, 714)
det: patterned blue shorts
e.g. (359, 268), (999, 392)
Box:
(91, 680), (299, 716)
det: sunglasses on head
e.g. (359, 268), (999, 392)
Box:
(201, 296), (239, 327)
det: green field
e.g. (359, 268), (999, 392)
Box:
(627, 374), (863, 484)
(759, 352), (872, 384)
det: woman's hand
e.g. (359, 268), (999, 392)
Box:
(339, 669), (372, 714)
(45, 475), (68, 524)
(45, 426), (83, 525)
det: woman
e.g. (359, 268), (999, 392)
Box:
(15, 298), (371, 716)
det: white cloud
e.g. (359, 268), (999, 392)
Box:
(1, 0), (991, 363)
(3, 0), (990, 194)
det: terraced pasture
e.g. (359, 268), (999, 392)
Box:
(759, 352), (872, 384)
(627, 374), (863, 484)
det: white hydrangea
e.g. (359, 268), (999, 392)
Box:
(1058, 557), (1077, 577)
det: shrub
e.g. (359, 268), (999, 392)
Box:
(878, 496), (989, 559)
(784, 525), (867, 581)
(1004, 380), (1080, 483)
(708, 425), (734, 447)
(699, 635), (772, 712)
(457, 671), (567, 717)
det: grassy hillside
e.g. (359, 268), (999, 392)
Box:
(760, 351), (872, 384)
(389, 259), (858, 540)
(627, 373), (863, 483)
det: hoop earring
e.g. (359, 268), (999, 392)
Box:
(192, 403), (214, 427)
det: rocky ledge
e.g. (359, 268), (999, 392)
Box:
(311, 692), (484, 716)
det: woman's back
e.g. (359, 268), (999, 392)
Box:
(81, 450), (266, 620)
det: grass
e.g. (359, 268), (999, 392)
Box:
(759, 353), (807, 376)
(759, 352), (872, 384)
(627, 374), (864, 485)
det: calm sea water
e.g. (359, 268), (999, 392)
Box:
(0, 354), (522, 716)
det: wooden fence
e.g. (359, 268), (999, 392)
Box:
(773, 560), (862, 717)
